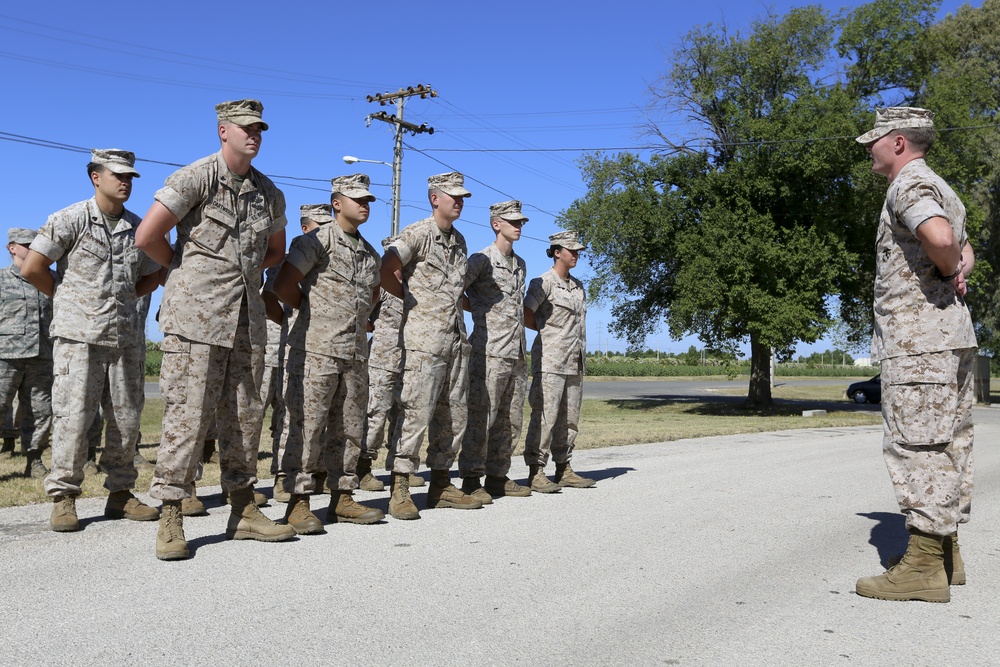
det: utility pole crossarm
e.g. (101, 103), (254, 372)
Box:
(362, 83), (438, 236)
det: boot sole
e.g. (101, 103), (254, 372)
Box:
(225, 529), (296, 542)
(360, 483), (386, 492)
(330, 512), (384, 525)
(531, 485), (561, 494)
(105, 510), (160, 521)
(288, 521), (326, 535)
(156, 548), (190, 561)
(181, 507), (209, 517)
(389, 506), (420, 520)
(426, 500), (483, 509)
(855, 585), (950, 603)
(50, 522), (80, 533)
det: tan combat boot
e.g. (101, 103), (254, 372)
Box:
(105, 490), (160, 521)
(389, 472), (420, 520)
(484, 475), (532, 498)
(272, 473), (290, 504)
(284, 494), (324, 535)
(528, 465), (561, 494)
(945, 532), (966, 586)
(181, 483), (208, 517)
(856, 531), (950, 602)
(156, 501), (189, 561)
(357, 457), (385, 492)
(225, 488), (296, 542)
(223, 488), (268, 507)
(460, 476), (494, 505)
(408, 473), (425, 488)
(50, 495), (80, 532)
(329, 490), (384, 524)
(427, 470), (483, 510)
(555, 462), (596, 488)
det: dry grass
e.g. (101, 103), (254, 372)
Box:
(0, 383), (881, 509)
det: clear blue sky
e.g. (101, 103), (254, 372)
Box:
(0, 0), (975, 357)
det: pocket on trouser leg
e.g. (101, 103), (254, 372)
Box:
(884, 354), (958, 446)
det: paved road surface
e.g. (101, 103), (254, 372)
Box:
(2, 415), (997, 665)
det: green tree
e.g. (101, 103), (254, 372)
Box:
(563, 5), (904, 406)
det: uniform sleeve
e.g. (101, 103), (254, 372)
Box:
(268, 186), (288, 234)
(524, 276), (547, 312)
(285, 234), (321, 278)
(894, 180), (948, 235)
(390, 221), (424, 267)
(30, 210), (79, 262)
(137, 250), (161, 277)
(155, 165), (208, 222)
(465, 252), (487, 290)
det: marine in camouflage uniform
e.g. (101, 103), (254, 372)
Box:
(523, 230), (595, 491)
(380, 172), (482, 519)
(458, 201), (531, 501)
(271, 175), (383, 531)
(22, 150), (161, 531)
(136, 99), (294, 559)
(853, 107), (978, 603)
(359, 235), (405, 492)
(0, 227), (53, 477)
(267, 204), (329, 503)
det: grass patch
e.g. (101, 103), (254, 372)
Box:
(1, 384), (880, 509)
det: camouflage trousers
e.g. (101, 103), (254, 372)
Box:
(279, 349), (367, 494)
(459, 354), (526, 478)
(260, 363), (285, 473)
(149, 327), (264, 502)
(523, 371), (582, 467)
(388, 340), (469, 474)
(44, 338), (142, 498)
(0, 356), (52, 454)
(881, 348), (975, 536)
(361, 364), (401, 461)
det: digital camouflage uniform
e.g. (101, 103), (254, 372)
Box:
(873, 157), (977, 537)
(261, 266), (286, 466)
(389, 217), (469, 474)
(149, 149), (287, 501)
(362, 287), (404, 463)
(278, 219), (380, 494)
(0, 233), (53, 458)
(459, 242), (527, 479)
(32, 198), (158, 498)
(523, 266), (587, 467)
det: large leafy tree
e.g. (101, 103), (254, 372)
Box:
(562, 4), (917, 405)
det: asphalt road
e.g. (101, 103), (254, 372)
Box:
(1, 416), (998, 665)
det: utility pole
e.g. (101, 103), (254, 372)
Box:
(365, 84), (436, 236)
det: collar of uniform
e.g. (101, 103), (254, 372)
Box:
(485, 242), (519, 272)
(85, 197), (134, 234)
(425, 216), (458, 247)
(547, 266), (576, 289)
(330, 222), (365, 251)
(215, 150), (258, 194)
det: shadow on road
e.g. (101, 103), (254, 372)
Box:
(605, 395), (880, 416)
(857, 511), (908, 568)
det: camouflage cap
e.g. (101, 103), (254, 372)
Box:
(216, 99), (269, 131)
(381, 234), (400, 250)
(7, 228), (36, 245)
(91, 148), (140, 177)
(490, 200), (528, 223)
(427, 172), (472, 198)
(549, 230), (585, 251)
(331, 173), (376, 202)
(300, 204), (334, 225)
(856, 107), (934, 144)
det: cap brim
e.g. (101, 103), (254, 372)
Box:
(337, 189), (376, 202)
(855, 127), (891, 144)
(105, 164), (140, 177)
(224, 116), (269, 131)
(500, 214), (528, 223)
(441, 187), (472, 198)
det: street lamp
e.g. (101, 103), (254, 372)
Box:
(343, 155), (399, 235)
